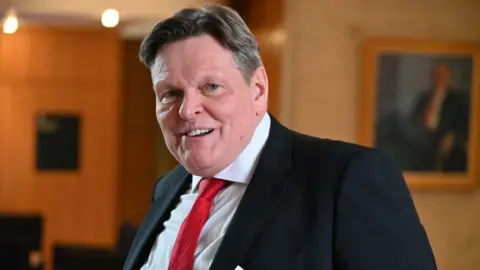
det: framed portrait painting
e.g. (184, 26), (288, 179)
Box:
(358, 38), (480, 190)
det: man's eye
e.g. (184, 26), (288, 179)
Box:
(159, 90), (182, 103)
(204, 83), (220, 91)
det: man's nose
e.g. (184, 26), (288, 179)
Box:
(178, 91), (203, 120)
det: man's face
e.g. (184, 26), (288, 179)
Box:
(433, 64), (452, 91)
(151, 35), (268, 177)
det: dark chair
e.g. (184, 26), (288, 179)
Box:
(115, 223), (139, 257)
(54, 245), (124, 270)
(0, 213), (44, 270)
(53, 223), (138, 270)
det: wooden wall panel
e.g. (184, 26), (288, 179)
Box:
(120, 40), (158, 225)
(0, 26), (122, 269)
(0, 86), (11, 204)
(120, 40), (177, 226)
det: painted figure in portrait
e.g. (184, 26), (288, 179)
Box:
(374, 54), (472, 173)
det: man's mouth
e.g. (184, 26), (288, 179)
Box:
(183, 128), (214, 137)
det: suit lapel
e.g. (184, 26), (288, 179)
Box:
(123, 166), (190, 270)
(210, 116), (293, 270)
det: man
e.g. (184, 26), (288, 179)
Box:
(124, 4), (436, 270)
(411, 64), (470, 171)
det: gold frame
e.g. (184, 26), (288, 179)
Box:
(358, 38), (480, 191)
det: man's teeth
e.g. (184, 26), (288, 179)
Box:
(186, 129), (212, 136)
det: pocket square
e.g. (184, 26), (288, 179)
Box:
(234, 266), (244, 270)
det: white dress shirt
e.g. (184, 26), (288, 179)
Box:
(141, 114), (271, 270)
(425, 90), (446, 130)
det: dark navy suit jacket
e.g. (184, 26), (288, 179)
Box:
(124, 116), (437, 270)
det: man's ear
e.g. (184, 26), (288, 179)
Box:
(250, 66), (269, 102)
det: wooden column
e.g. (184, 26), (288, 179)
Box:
(230, 0), (285, 119)
(120, 39), (177, 226)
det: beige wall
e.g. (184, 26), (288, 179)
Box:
(282, 0), (480, 269)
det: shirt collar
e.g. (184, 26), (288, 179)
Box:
(191, 113), (271, 193)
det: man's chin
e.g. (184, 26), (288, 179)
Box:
(184, 165), (219, 178)
(181, 155), (217, 176)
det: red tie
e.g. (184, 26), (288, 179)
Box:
(168, 178), (226, 270)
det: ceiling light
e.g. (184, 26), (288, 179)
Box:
(101, 9), (119, 28)
(3, 9), (18, 34)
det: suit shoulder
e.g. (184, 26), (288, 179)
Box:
(151, 176), (166, 202)
(152, 165), (187, 201)
(286, 131), (403, 201)
(290, 131), (370, 162)
(287, 131), (394, 182)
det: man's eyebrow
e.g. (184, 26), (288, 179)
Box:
(155, 82), (182, 93)
(197, 72), (225, 83)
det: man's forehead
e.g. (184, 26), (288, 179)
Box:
(150, 49), (234, 87)
(151, 55), (168, 86)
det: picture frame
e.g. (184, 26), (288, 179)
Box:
(358, 38), (480, 190)
(35, 112), (81, 171)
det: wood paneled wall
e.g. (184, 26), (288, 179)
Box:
(120, 40), (158, 225)
(0, 26), (122, 268)
(230, 0), (284, 119)
(119, 39), (178, 226)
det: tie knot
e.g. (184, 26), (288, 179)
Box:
(198, 178), (226, 200)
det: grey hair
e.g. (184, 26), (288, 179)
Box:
(138, 4), (262, 82)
